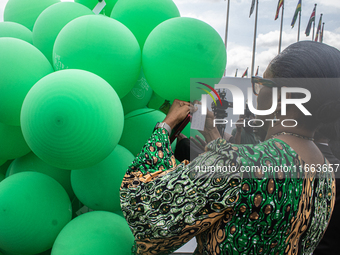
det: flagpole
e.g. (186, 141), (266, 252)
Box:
(321, 22), (325, 43)
(251, 0), (259, 77)
(278, 0), (284, 54)
(223, 0), (230, 76)
(312, 3), (317, 41)
(297, 0), (301, 41)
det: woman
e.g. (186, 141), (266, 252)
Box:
(120, 41), (340, 254)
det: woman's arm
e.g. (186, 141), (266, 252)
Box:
(120, 128), (242, 255)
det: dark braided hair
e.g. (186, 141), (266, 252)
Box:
(267, 41), (340, 129)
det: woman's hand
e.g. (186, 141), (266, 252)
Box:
(191, 100), (221, 143)
(200, 109), (221, 143)
(163, 100), (192, 130)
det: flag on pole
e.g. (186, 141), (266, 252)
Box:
(255, 66), (259, 76)
(275, 0), (284, 20)
(235, 69), (238, 77)
(242, 68), (248, 78)
(305, 6), (316, 36)
(291, 0), (301, 28)
(315, 14), (323, 42)
(320, 22), (325, 43)
(249, 0), (256, 17)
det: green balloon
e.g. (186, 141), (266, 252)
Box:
(71, 144), (134, 212)
(143, 17), (227, 102)
(33, 2), (93, 64)
(0, 21), (33, 44)
(0, 38), (53, 126)
(7, 152), (75, 199)
(147, 92), (167, 110)
(110, 0), (180, 49)
(113, 210), (125, 218)
(4, 0), (60, 31)
(70, 196), (84, 219)
(75, 0), (118, 16)
(0, 159), (7, 167)
(121, 69), (153, 115)
(0, 172), (72, 254)
(51, 211), (134, 255)
(119, 108), (166, 156)
(20, 69), (124, 170)
(0, 122), (31, 160)
(5, 168), (11, 179)
(53, 15), (141, 98)
(37, 248), (52, 255)
(0, 173), (4, 182)
(0, 160), (12, 175)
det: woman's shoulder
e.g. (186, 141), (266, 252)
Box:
(207, 138), (295, 155)
(205, 138), (299, 169)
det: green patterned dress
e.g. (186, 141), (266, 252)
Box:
(120, 128), (335, 255)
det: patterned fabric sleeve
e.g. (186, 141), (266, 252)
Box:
(128, 128), (177, 175)
(120, 129), (243, 255)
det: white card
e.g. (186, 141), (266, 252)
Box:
(191, 104), (206, 131)
(93, 0), (107, 15)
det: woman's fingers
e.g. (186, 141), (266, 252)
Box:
(192, 100), (201, 105)
(190, 105), (198, 115)
(195, 135), (207, 147)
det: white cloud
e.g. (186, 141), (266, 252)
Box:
(319, 1), (340, 9)
(226, 43), (252, 77)
(257, 30), (297, 48)
(226, 29), (297, 77)
(323, 31), (340, 50)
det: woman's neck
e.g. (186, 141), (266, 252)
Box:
(265, 124), (315, 141)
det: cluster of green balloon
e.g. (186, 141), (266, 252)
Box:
(0, 37), (53, 126)
(4, 0), (60, 31)
(20, 69), (124, 170)
(111, 0), (180, 49)
(7, 152), (75, 199)
(71, 145), (134, 212)
(143, 17), (227, 102)
(75, 0), (118, 16)
(53, 14), (141, 98)
(121, 69), (153, 115)
(0, 122), (31, 160)
(0, 172), (72, 254)
(51, 211), (134, 255)
(119, 108), (167, 156)
(33, 2), (94, 64)
(0, 21), (32, 44)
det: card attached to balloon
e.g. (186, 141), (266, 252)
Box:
(191, 104), (206, 131)
(93, 0), (107, 15)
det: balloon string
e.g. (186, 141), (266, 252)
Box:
(124, 109), (158, 120)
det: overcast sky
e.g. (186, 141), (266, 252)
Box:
(1, 0), (339, 77)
